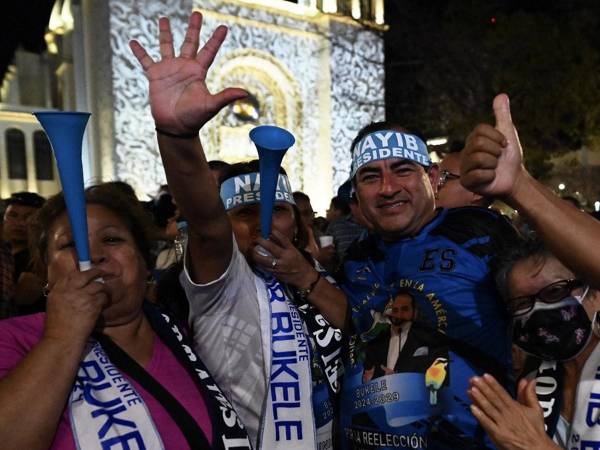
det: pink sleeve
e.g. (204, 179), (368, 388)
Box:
(0, 314), (44, 378)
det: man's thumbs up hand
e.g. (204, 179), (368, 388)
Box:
(493, 93), (514, 135)
(461, 93), (526, 199)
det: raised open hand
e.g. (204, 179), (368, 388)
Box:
(468, 374), (558, 450)
(461, 94), (527, 199)
(129, 12), (247, 135)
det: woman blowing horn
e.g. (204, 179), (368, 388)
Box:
(0, 184), (249, 450)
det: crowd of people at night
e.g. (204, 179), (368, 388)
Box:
(1, 10), (600, 450)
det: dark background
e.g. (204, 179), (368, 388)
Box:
(384, 0), (600, 180)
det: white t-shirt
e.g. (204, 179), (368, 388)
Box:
(180, 240), (270, 449)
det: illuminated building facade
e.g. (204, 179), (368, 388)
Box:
(1, 0), (385, 212)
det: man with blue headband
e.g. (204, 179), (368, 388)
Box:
(337, 122), (519, 449)
(131, 12), (343, 450)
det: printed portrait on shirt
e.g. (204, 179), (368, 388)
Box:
(360, 291), (448, 388)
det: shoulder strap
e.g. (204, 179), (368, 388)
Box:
(143, 303), (251, 450)
(94, 333), (211, 450)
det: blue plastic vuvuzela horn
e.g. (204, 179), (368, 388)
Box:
(249, 125), (295, 239)
(33, 112), (92, 271)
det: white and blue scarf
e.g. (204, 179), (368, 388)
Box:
(260, 273), (315, 449)
(258, 269), (343, 450)
(568, 342), (600, 448)
(69, 303), (251, 450)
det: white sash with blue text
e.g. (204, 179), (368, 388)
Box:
(69, 341), (164, 450)
(260, 274), (316, 449)
(570, 342), (600, 449)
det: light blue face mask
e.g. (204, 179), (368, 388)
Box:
(512, 287), (595, 361)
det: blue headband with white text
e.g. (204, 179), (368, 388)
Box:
(350, 130), (430, 177)
(220, 172), (296, 211)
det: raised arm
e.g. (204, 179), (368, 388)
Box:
(130, 12), (247, 283)
(461, 94), (600, 286)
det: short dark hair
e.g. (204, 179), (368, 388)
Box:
(218, 159), (287, 185)
(337, 179), (352, 203)
(389, 290), (417, 319)
(5, 191), (46, 209)
(448, 138), (465, 153)
(99, 181), (138, 200)
(29, 183), (160, 278)
(293, 191), (310, 204)
(495, 236), (549, 302)
(152, 192), (177, 228)
(330, 196), (351, 215)
(208, 159), (231, 171)
(393, 290), (416, 305)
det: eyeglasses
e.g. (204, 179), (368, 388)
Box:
(438, 170), (460, 189)
(507, 279), (584, 317)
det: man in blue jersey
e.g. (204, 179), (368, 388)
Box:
(338, 119), (518, 449)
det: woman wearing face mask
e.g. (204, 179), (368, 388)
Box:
(130, 12), (347, 450)
(466, 237), (600, 450)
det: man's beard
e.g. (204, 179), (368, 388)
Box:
(389, 317), (408, 327)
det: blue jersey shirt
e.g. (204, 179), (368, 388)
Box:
(339, 207), (518, 450)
